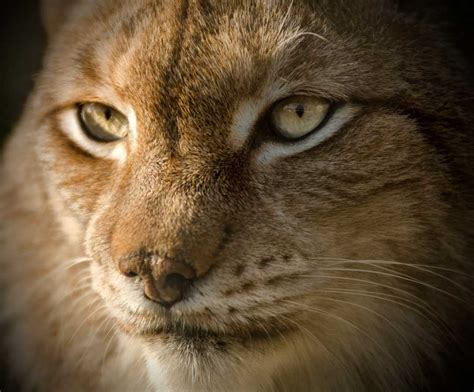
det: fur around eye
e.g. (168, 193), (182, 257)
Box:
(79, 103), (129, 142)
(270, 96), (331, 140)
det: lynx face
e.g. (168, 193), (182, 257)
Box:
(2, 0), (473, 391)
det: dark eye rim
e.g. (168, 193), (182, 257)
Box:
(77, 102), (129, 143)
(268, 98), (338, 143)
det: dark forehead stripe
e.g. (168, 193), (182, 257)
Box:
(154, 0), (192, 150)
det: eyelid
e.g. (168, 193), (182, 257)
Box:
(255, 103), (359, 165)
(55, 107), (130, 163)
(78, 103), (130, 142)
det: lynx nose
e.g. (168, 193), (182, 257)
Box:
(118, 253), (196, 308)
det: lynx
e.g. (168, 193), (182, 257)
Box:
(1, 1), (473, 391)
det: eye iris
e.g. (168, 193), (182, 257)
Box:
(79, 103), (129, 142)
(271, 96), (331, 140)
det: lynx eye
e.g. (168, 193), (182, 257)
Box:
(270, 96), (331, 140)
(79, 103), (129, 142)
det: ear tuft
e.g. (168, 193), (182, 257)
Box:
(40, 0), (81, 38)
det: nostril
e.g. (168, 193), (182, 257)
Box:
(165, 272), (191, 290)
(154, 271), (193, 307)
(123, 270), (138, 278)
(118, 258), (139, 278)
(148, 260), (196, 307)
(118, 253), (197, 307)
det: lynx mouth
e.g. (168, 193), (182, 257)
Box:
(116, 313), (292, 347)
(147, 325), (285, 343)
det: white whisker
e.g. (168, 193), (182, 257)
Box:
(278, 313), (350, 374)
(318, 267), (469, 305)
(281, 299), (397, 364)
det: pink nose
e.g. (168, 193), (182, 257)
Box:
(118, 252), (196, 308)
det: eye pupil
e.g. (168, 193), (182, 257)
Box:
(295, 104), (305, 118)
(104, 108), (112, 121)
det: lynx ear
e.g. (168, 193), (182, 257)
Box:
(40, 0), (82, 37)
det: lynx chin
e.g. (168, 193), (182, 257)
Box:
(1, 1), (473, 391)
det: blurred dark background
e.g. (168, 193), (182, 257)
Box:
(1, 1), (44, 142)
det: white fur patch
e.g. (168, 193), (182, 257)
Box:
(229, 83), (290, 150)
(229, 98), (264, 150)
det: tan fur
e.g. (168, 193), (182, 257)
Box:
(1, 1), (473, 391)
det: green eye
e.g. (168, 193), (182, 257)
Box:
(270, 96), (331, 140)
(79, 103), (129, 142)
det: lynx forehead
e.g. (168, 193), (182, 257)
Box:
(1, 1), (473, 391)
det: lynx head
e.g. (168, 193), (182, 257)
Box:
(28, 0), (473, 390)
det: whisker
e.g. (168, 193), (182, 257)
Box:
(297, 274), (436, 308)
(311, 288), (455, 343)
(68, 301), (106, 344)
(309, 293), (424, 367)
(277, 313), (350, 374)
(318, 258), (472, 293)
(13, 257), (93, 302)
(76, 314), (111, 369)
(281, 299), (398, 364)
(316, 258), (474, 278)
(318, 267), (470, 305)
(254, 318), (275, 346)
(99, 317), (117, 361)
